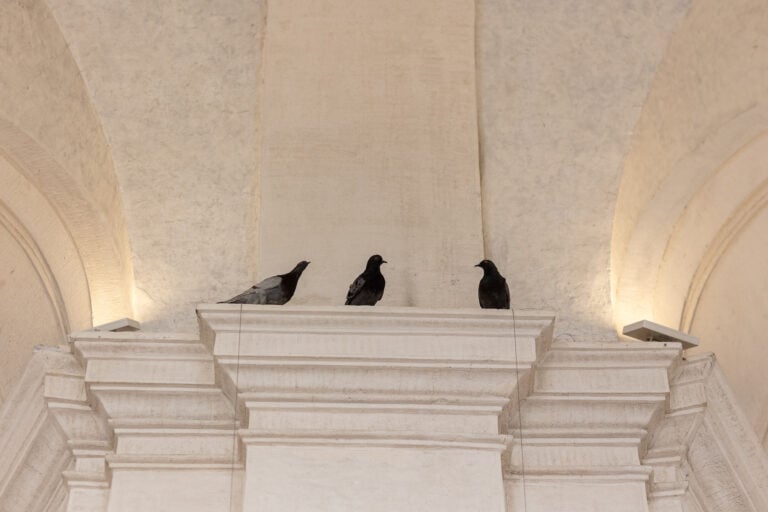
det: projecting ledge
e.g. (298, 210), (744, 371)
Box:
(197, 305), (555, 437)
(197, 305), (555, 392)
(197, 305), (554, 512)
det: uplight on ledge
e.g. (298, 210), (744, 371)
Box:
(92, 317), (140, 332)
(622, 319), (699, 349)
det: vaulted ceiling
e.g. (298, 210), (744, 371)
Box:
(1, 0), (766, 448)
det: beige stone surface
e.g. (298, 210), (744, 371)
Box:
(0, 225), (61, 403)
(257, 0), (483, 308)
(611, 0), (768, 450)
(689, 206), (768, 449)
(1, 0), (768, 468)
(3, 307), (767, 511)
(46, 0), (265, 330)
(476, 0), (692, 339)
(0, 0), (133, 326)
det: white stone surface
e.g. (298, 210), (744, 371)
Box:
(688, 208), (768, 450)
(0, 0), (134, 405)
(0, 0), (133, 326)
(611, 0), (768, 451)
(244, 446), (504, 512)
(2, 306), (767, 511)
(476, 0), (692, 339)
(257, 0), (484, 309)
(200, 305), (555, 512)
(46, 0), (265, 330)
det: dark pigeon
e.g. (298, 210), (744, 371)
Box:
(475, 259), (510, 309)
(219, 261), (310, 305)
(345, 255), (387, 306)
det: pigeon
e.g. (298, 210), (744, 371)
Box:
(345, 255), (387, 306)
(475, 259), (510, 309)
(219, 261), (310, 305)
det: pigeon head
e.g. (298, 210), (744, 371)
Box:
(474, 259), (498, 273)
(366, 254), (387, 269)
(292, 260), (310, 274)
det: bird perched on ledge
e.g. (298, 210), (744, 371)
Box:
(475, 259), (510, 309)
(345, 254), (387, 306)
(219, 260), (310, 305)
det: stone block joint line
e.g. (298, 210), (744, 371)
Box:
(229, 304), (243, 512)
(512, 306), (528, 512)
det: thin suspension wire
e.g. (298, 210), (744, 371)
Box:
(228, 304), (244, 512)
(511, 306), (528, 511)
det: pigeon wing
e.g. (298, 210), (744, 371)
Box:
(253, 275), (282, 290)
(503, 280), (510, 309)
(345, 275), (366, 304)
(221, 275), (283, 304)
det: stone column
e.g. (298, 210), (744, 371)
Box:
(199, 305), (554, 512)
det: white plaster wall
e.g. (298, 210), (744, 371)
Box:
(0, 0), (133, 325)
(689, 206), (768, 450)
(612, 0), (768, 326)
(108, 470), (236, 512)
(0, 152), (92, 405)
(46, 0), (265, 330)
(257, 0), (484, 308)
(244, 446), (505, 512)
(0, 227), (61, 404)
(476, 0), (692, 339)
(610, 0), (768, 449)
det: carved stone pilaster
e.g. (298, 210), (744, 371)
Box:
(0, 346), (112, 512)
(198, 305), (555, 512)
(645, 354), (768, 512)
(70, 332), (239, 470)
(505, 340), (682, 512)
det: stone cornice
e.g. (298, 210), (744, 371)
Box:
(644, 354), (768, 512)
(70, 331), (238, 470)
(3, 308), (767, 512)
(198, 305), (556, 447)
(506, 340), (682, 481)
(0, 346), (112, 512)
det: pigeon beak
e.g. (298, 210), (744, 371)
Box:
(474, 263), (481, 268)
(382, 260), (388, 264)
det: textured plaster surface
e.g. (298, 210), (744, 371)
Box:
(0, 226), (60, 404)
(0, 0), (133, 324)
(108, 470), (234, 512)
(245, 446), (505, 512)
(0, 153), (92, 405)
(610, 0), (768, 448)
(613, 0), (768, 323)
(476, 0), (692, 340)
(46, 0), (265, 330)
(256, 0), (484, 308)
(690, 206), (768, 450)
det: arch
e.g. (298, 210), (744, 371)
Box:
(610, 0), (768, 445)
(0, 120), (134, 330)
(612, 111), (768, 331)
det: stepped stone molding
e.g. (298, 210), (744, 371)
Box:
(504, 340), (682, 512)
(69, 331), (239, 469)
(0, 346), (111, 512)
(1, 306), (767, 512)
(645, 354), (768, 512)
(198, 305), (555, 511)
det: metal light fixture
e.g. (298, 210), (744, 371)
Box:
(92, 317), (140, 332)
(622, 319), (699, 349)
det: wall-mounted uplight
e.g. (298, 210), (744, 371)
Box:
(92, 318), (140, 332)
(622, 319), (699, 349)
